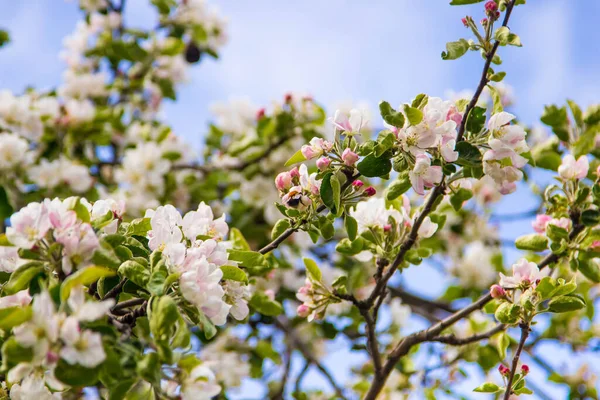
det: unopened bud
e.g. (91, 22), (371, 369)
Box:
(490, 284), (506, 299)
(521, 364), (530, 375)
(383, 224), (392, 233)
(256, 108), (266, 120)
(297, 304), (310, 317)
(352, 180), (364, 188)
(316, 157), (331, 171)
(364, 187), (377, 197)
(284, 93), (293, 104)
(481, 17), (488, 26)
(461, 17), (469, 27)
(498, 364), (510, 376)
(485, 1), (498, 13)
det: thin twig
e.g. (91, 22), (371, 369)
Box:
(504, 323), (530, 400)
(111, 297), (146, 312)
(430, 324), (506, 345)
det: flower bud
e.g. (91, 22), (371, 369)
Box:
(498, 364), (510, 376)
(341, 148), (360, 166)
(481, 17), (488, 26)
(285, 93), (293, 104)
(316, 157), (331, 171)
(297, 304), (310, 317)
(275, 172), (292, 191)
(383, 224), (392, 233)
(461, 17), (469, 27)
(256, 108), (266, 120)
(446, 105), (463, 125)
(521, 364), (530, 375)
(301, 145), (317, 160)
(364, 187), (376, 197)
(289, 167), (300, 179)
(490, 284), (506, 299)
(352, 180), (364, 188)
(485, 1), (498, 13)
(265, 289), (275, 301)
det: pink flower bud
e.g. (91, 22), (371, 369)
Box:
(289, 167), (300, 179)
(352, 180), (364, 188)
(285, 93), (293, 104)
(301, 145), (317, 160)
(364, 187), (376, 197)
(341, 148), (360, 166)
(265, 289), (275, 301)
(485, 1), (498, 13)
(490, 284), (506, 299)
(481, 17), (488, 25)
(316, 157), (331, 171)
(521, 364), (530, 375)
(498, 364), (510, 376)
(275, 172), (292, 191)
(591, 240), (600, 250)
(383, 224), (392, 233)
(461, 17), (469, 27)
(297, 304), (310, 317)
(46, 351), (59, 364)
(256, 108), (265, 120)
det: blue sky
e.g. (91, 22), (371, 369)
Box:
(1, 1), (599, 398)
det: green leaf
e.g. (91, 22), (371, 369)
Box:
(403, 105), (424, 126)
(577, 259), (600, 283)
(0, 186), (13, 220)
(271, 219), (291, 241)
(230, 227), (251, 250)
(0, 30), (10, 48)
(515, 234), (549, 252)
(228, 250), (266, 267)
(118, 260), (150, 287)
(149, 296), (179, 339)
(303, 257), (322, 281)
(197, 311), (217, 339)
(494, 26), (522, 47)
(249, 292), (284, 316)
(2, 337), (33, 369)
(345, 215), (358, 241)
(548, 295), (586, 313)
(0, 233), (11, 246)
(441, 38), (470, 60)
(0, 305), (32, 330)
(147, 263), (168, 295)
(494, 302), (521, 324)
(567, 99), (583, 126)
(450, 188), (473, 211)
(4, 262), (44, 295)
(379, 101), (405, 128)
(473, 382), (501, 393)
(487, 84), (504, 114)
(335, 238), (364, 255)
(465, 106), (487, 134)
(535, 276), (556, 300)
(220, 265), (248, 283)
(489, 71), (506, 82)
(92, 242), (122, 269)
(55, 359), (101, 387)
(455, 141), (482, 167)
(541, 105), (569, 142)
(582, 209), (600, 227)
(126, 218), (152, 236)
(386, 173), (411, 200)
(496, 332), (510, 360)
(357, 154), (392, 177)
(321, 172), (341, 213)
(136, 352), (161, 386)
(61, 265), (116, 301)
(284, 149), (306, 166)
(411, 94), (429, 109)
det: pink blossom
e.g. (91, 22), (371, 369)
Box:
(461, 17), (469, 27)
(499, 258), (543, 289)
(316, 157), (331, 171)
(409, 154), (443, 195)
(532, 214), (552, 234)
(352, 180), (364, 188)
(521, 364), (530, 375)
(446, 105), (463, 125)
(332, 109), (367, 133)
(301, 137), (333, 160)
(558, 154), (589, 180)
(7, 201), (51, 249)
(297, 304), (310, 317)
(549, 217), (571, 231)
(341, 148), (359, 166)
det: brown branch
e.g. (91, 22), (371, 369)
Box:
(359, 308), (382, 376)
(430, 324), (506, 345)
(504, 323), (530, 400)
(388, 286), (456, 314)
(111, 297), (146, 312)
(103, 278), (127, 300)
(456, 0), (517, 143)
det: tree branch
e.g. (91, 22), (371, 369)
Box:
(503, 323), (530, 400)
(456, 0), (517, 143)
(430, 324), (506, 345)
